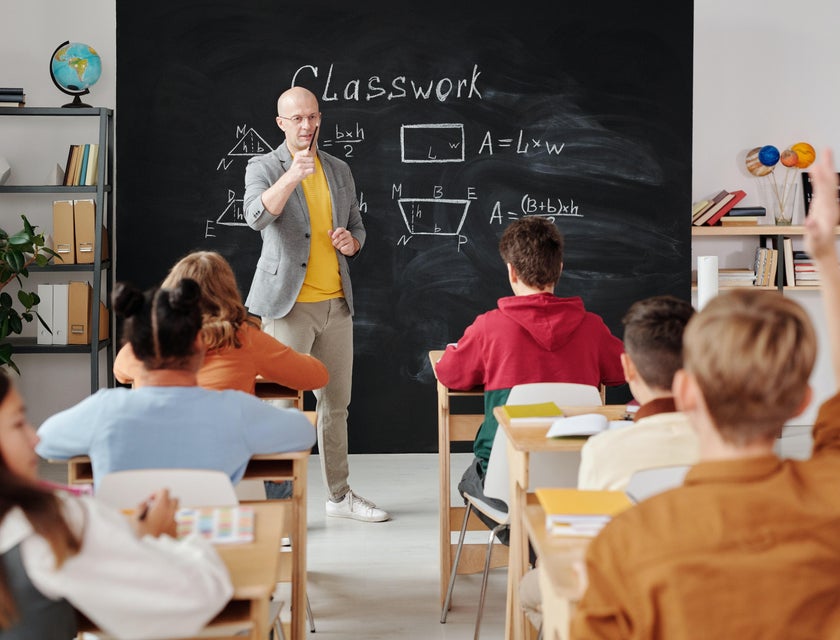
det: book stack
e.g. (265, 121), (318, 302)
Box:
(793, 250), (820, 287)
(691, 189), (747, 226)
(720, 206), (767, 227)
(534, 487), (633, 537)
(753, 247), (779, 287)
(0, 87), (25, 107)
(62, 143), (99, 186)
(717, 268), (757, 288)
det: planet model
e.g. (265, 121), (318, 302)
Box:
(49, 41), (102, 107)
(746, 147), (774, 176)
(780, 149), (799, 168)
(791, 142), (816, 169)
(758, 145), (780, 167)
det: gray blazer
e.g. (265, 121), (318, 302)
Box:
(243, 144), (366, 319)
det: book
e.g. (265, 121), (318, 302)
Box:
(78, 144), (90, 186)
(691, 199), (711, 219)
(726, 206), (766, 217)
(704, 189), (747, 226)
(71, 145), (85, 186)
(501, 401), (564, 425)
(84, 143), (99, 185)
(534, 488), (634, 537)
(692, 189), (729, 223)
(720, 216), (760, 226)
(0, 92), (25, 102)
(717, 268), (756, 287)
(545, 413), (633, 438)
(64, 145), (80, 186)
(783, 237), (795, 287)
(765, 248), (779, 287)
(0, 99), (25, 107)
(0, 87), (24, 94)
(175, 505), (255, 544)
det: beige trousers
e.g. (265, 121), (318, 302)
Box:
(262, 298), (353, 500)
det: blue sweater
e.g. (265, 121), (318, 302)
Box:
(36, 386), (315, 488)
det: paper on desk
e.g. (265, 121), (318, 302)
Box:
(546, 414), (633, 438)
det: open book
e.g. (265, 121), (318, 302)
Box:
(500, 401), (564, 425)
(175, 505), (255, 544)
(535, 488), (634, 537)
(545, 413), (633, 438)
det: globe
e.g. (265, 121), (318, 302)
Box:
(49, 41), (102, 107)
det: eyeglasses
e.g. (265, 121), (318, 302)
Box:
(278, 113), (321, 126)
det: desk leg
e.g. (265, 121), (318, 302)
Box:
(291, 458), (307, 640)
(438, 381), (452, 606)
(506, 446), (529, 640)
(252, 596), (268, 640)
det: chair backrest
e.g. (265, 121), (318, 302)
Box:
(625, 465), (691, 503)
(95, 469), (239, 509)
(506, 382), (604, 407)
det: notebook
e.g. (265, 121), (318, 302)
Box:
(175, 505), (255, 544)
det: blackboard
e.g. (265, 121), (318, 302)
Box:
(115, 1), (693, 453)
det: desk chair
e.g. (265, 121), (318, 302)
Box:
(507, 382), (603, 488)
(441, 425), (510, 639)
(94, 469), (287, 640)
(441, 383), (603, 637)
(625, 465), (691, 503)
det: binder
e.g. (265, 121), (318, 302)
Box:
(52, 284), (69, 346)
(67, 282), (109, 345)
(52, 200), (76, 264)
(73, 199), (108, 264)
(36, 284), (53, 345)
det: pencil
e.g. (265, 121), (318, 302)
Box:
(309, 126), (318, 151)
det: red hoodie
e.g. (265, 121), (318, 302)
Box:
(435, 292), (625, 467)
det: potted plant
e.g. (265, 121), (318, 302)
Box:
(0, 214), (60, 373)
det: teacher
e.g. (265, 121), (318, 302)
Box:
(243, 86), (389, 523)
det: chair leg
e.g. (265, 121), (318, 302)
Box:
(306, 593), (316, 632)
(474, 523), (507, 640)
(440, 502), (473, 623)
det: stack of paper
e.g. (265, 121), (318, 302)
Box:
(534, 488), (633, 537)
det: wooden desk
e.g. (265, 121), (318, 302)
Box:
(78, 502), (285, 640)
(254, 377), (304, 407)
(60, 452), (310, 640)
(429, 350), (508, 606)
(495, 404), (626, 640)
(523, 504), (589, 640)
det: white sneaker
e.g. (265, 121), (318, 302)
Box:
(326, 490), (390, 522)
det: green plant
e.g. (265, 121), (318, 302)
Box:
(0, 215), (60, 373)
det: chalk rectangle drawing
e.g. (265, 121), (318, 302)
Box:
(398, 198), (470, 236)
(400, 124), (465, 163)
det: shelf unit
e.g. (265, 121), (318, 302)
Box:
(0, 106), (114, 392)
(692, 224), (840, 293)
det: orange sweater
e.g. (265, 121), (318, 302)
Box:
(113, 322), (328, 394)
(572, 392), (840, 639)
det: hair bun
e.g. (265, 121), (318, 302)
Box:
(112, 282), (145, 318)
(167, 278), (201, 311)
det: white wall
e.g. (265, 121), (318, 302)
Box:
(694, 0), (840, 424)
(0, 1), (836, 426)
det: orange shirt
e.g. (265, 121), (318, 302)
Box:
(113, 322), (328, 394)
(571, 392), (840, 639)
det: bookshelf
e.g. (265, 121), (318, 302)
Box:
(0, 106), (114, 392)
(691, 225), (840, 293)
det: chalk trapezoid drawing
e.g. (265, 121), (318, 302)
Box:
(400, 123), (465, 163)
(397, 198), (471, 236)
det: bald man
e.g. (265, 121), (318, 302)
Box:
(244, 87), (389, 522)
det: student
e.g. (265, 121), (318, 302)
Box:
(0, 369), (233, 639)
(577, 294), (699, 491)
(36, 278), (316, 489)
(571, 150), (840, 638)
(113, 250), (329, 394)
(520, 294), (698, 631)
(435, 216), (625, 536)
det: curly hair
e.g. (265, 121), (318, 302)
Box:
(498, 217), (564, 288)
